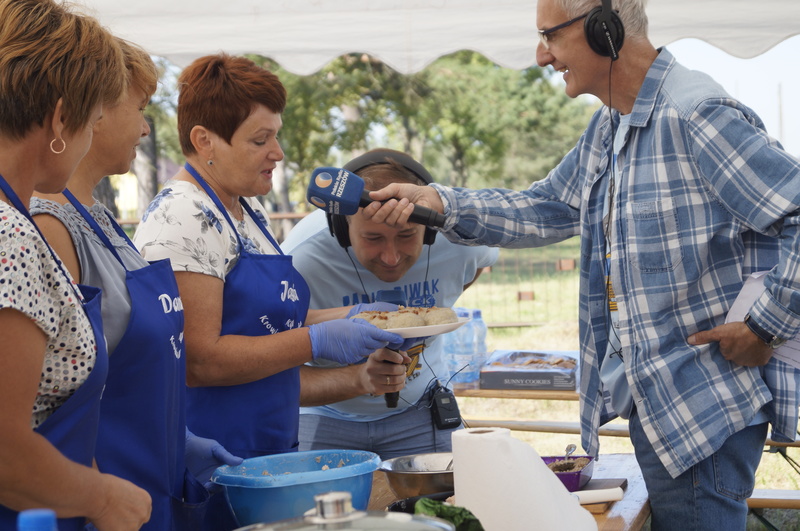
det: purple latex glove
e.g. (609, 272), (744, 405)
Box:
(185, 428), (243, 490)
(309, 318), (405, 364)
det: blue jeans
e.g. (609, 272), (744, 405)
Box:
(629, 409), (767, 531)
(298, 403), (462, 460)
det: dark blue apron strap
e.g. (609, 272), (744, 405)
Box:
(184, 162), (282, 254)
(239, 199), (283, 254)
(62, 188), (131, 269)
(184, 163), (246, 245)
(0, 174), (86, 302)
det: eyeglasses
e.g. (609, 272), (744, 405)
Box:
(538, 12), (589, 48)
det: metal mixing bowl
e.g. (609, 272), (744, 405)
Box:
(378, 452), (454, 499)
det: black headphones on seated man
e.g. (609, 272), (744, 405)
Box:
(326, 149), (437, 249)
(584, 0), (625, 61)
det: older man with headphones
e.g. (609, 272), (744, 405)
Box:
(362, 1), (800, 529)
(282, 148), (498, 459)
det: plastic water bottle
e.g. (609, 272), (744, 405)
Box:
(471, 308), (489, 377)
(445, 308), (484, 385)
(17, 509), (57, 531)
(440, 307), (467, 383)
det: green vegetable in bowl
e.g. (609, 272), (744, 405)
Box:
(414, 497), (484, 531)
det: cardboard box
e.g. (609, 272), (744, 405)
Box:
(479, 349), (578, 390)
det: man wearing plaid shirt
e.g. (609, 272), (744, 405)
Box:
(365, 1), (800, 529)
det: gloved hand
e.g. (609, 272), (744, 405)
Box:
(346, 302), (398, 318)
(348, 303), (421, 350)
(185, 428), (244, 491)
(309, 319), (405, 364)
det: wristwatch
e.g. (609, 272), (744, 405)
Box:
(744, 314), (786, 349)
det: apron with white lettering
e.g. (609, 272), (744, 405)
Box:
(63, 190), (208, 531)
(0, 176), (108, 531)
(183, 164), (310, 529)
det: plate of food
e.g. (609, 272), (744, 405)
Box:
(386, 317), (470, 338)
(351, 307), (469, 338)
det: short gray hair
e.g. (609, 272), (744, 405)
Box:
(556, 0), (648, 39)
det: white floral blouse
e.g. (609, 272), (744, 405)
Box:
(133, 180), (280, 280)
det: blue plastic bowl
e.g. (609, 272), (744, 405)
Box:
(211, 449), (381, 526)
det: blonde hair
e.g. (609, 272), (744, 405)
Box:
(118, 37), (158, 101)
(0, 0), (126, 139)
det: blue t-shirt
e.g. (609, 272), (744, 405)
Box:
(281, 210), (498, 421)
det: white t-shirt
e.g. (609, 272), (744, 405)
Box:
(281, 209), (499, 420)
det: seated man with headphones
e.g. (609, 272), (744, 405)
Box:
(282, 149), (498, 459)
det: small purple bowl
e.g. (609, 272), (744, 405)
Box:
(541, 455), (595, 492)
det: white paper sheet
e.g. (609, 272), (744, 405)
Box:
(573, 487), (624, 505)
(725, 271), (800, 368)
(452, 428), (597, 531)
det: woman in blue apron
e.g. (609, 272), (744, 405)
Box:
(31, 39), (241, 531)
(133, 53), (406, 530)
(0, 2), (151, 529)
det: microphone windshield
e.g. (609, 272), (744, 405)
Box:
(307, 167), (364, 216)
(307, 166), (446, 228)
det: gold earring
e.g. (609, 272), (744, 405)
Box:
(50, 137), (66, 154)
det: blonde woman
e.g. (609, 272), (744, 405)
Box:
(33, 39), (242, 530)
(0, 1), (150, 529)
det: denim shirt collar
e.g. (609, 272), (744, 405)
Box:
(628, 47), (675, 129)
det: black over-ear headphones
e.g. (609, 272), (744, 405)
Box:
(584, 0), (624, 61)
(327, 149), (437, 248)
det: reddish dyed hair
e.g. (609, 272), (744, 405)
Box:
(177, 53), (286, 156)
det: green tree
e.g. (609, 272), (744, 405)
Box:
(139, 52), (596, 222)
(147, 58), (182, 165)
(500, 67), (599, 190)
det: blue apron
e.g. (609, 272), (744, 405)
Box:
(0, 177), (108, 531)
(62, 191), (209, 531)
(183, 164), (310, 529)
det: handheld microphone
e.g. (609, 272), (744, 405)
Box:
(375, 290), (407, 409)
(307, 167), (446, 228)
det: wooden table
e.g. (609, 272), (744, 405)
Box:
(454, 386), (800, 513)
(454, 385), (800, 446)
(589, 453), (650, 531)
(453, 384), (579, 402)
(369, 453), (650, 531)
(453, 385), (633, 438)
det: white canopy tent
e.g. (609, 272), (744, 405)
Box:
(80, 0), (800, 75)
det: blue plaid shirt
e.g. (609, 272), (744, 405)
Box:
(432, 48), (800, 478)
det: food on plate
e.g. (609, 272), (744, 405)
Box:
(420, 306), (458, 325)
(351, 306), (458, 329)
(350, 311), (390, 328)
(387, 309), (427, 328)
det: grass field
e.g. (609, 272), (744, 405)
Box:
(450, 241), (800, 530)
